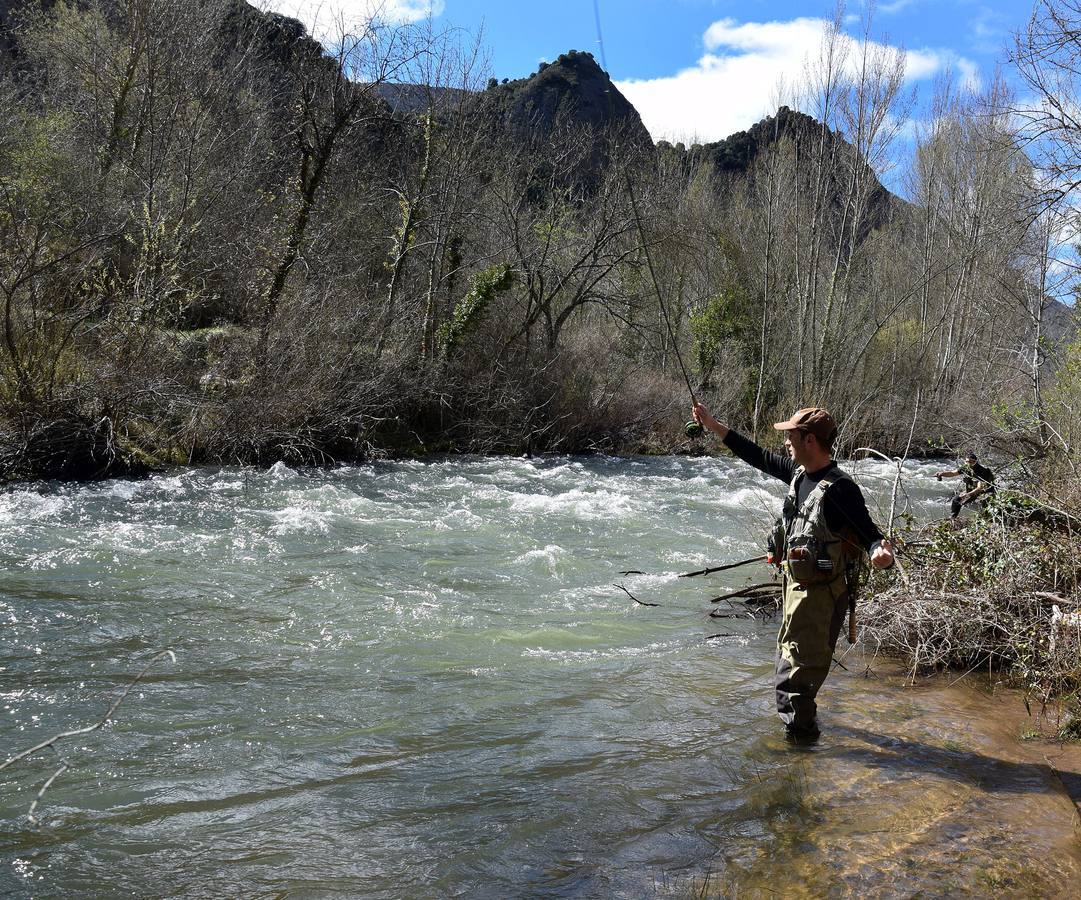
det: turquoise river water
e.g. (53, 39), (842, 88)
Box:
(2, 455), (1079, 897)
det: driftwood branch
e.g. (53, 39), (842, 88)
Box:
(679, 556), (764, 578)
(27, 761), (69, 824)
(1, 649), (177, 823)
(709, 582), (781, 603)
(613, 583), (659, 607)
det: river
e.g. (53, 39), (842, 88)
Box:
(2, 455), (1079, 896)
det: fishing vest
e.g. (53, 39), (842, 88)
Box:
(775, 466), (862, 587)
(960, 462), (994, 495)
(960, 463), (979, 492)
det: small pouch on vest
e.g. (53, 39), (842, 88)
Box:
(786, 537), (834, 584)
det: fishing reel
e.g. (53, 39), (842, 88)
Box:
(684, 421), (704, 438)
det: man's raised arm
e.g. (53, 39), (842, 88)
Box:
(692, 402), (795, 484)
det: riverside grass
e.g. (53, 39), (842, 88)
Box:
(861, 492), (1081, 739)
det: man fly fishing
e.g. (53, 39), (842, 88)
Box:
(936, 453), (995, 519)
(692, 403), (895, 741)
(625, 160), (892, 740)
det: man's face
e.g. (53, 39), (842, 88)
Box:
(784, 429), (812, 465)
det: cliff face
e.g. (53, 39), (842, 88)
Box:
(0, 1), (893, 212)
(378, 50), (650, 145)
(0, 0), (322, 75)
(663, 105), (899, 231)
(481, 49), (652, 147)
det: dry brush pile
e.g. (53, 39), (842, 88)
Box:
(860, 493), (1081, 736)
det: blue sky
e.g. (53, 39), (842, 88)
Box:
(262, 1), (1035, 143)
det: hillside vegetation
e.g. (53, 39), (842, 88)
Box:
(0, 0), (1076, 482)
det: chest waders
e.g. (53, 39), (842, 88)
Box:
(772, 467), (862, 734)
(951, 463), (995, 518)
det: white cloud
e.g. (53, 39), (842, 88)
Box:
(968, 6), (1010, 55)
(259, 1), (444, 42)
(615, 16), (981, 144)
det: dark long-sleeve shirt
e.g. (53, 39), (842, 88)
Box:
(722, 430), (885, 552)
(961, 461), (995, 493)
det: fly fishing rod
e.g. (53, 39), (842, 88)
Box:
(624, 176), (704, 438)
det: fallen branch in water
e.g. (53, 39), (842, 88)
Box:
(1, 649), (177, 823)
(679, 556), (764, 578)
(705, 633), (735, 640)
(709, 582), (780, 603)
(614, 583), (660, 607)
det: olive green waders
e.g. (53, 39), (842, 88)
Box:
(774, 467), (862, 734)
(775, 567), (850, 733)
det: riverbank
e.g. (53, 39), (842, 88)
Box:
(860, 497), (1081, 743)
(702, 660), (1081, 896)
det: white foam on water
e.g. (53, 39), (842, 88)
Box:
(612, 571), (679, 589)
(22, 547), (90, 570)
(509, 488), (635, 520)
(514, 544), (567, 574)
(332, 494), (398, 521)
(468, 485), (513, 505)
(723, 486), (782, 512)
(144, 473), (190, 496)
(659, 549), (713, 568)
(206, 476), (246, 492)
(0, 491), (71, 525)
(311, 573), (344, 590)
(606, 473), (686, 493)
(434, 506), (484, 530)
(522, 639), (682, 663)
(844, 458), (940, 482)
(102, 481), (140, 501)
(382, 589), (442, 620)
(307, 625), (353, 650)
(266, 461), (298, 480)
(269, 506), (331, 535)
(85, 521), (152, 554)
(437, 475), (475, 490)
(679, 473), (725, 490)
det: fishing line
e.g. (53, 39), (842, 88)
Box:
(593, 2), (702, 433)
(623, 177), (699, 408)
(626, 175), (700, 436)
(591, 0), (608, 72)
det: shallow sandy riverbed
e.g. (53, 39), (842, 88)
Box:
(715, 660), (1081, 897)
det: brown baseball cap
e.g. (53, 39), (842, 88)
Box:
(772, 407), (838, 443)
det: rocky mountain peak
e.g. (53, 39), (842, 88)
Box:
(487, 49), (651, 146)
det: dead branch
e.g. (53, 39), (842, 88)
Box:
(709, 582), (781, 603)
(679, 556), (764, 578)
(613, 583), (659, 607)
(1, 649), (177, 823)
